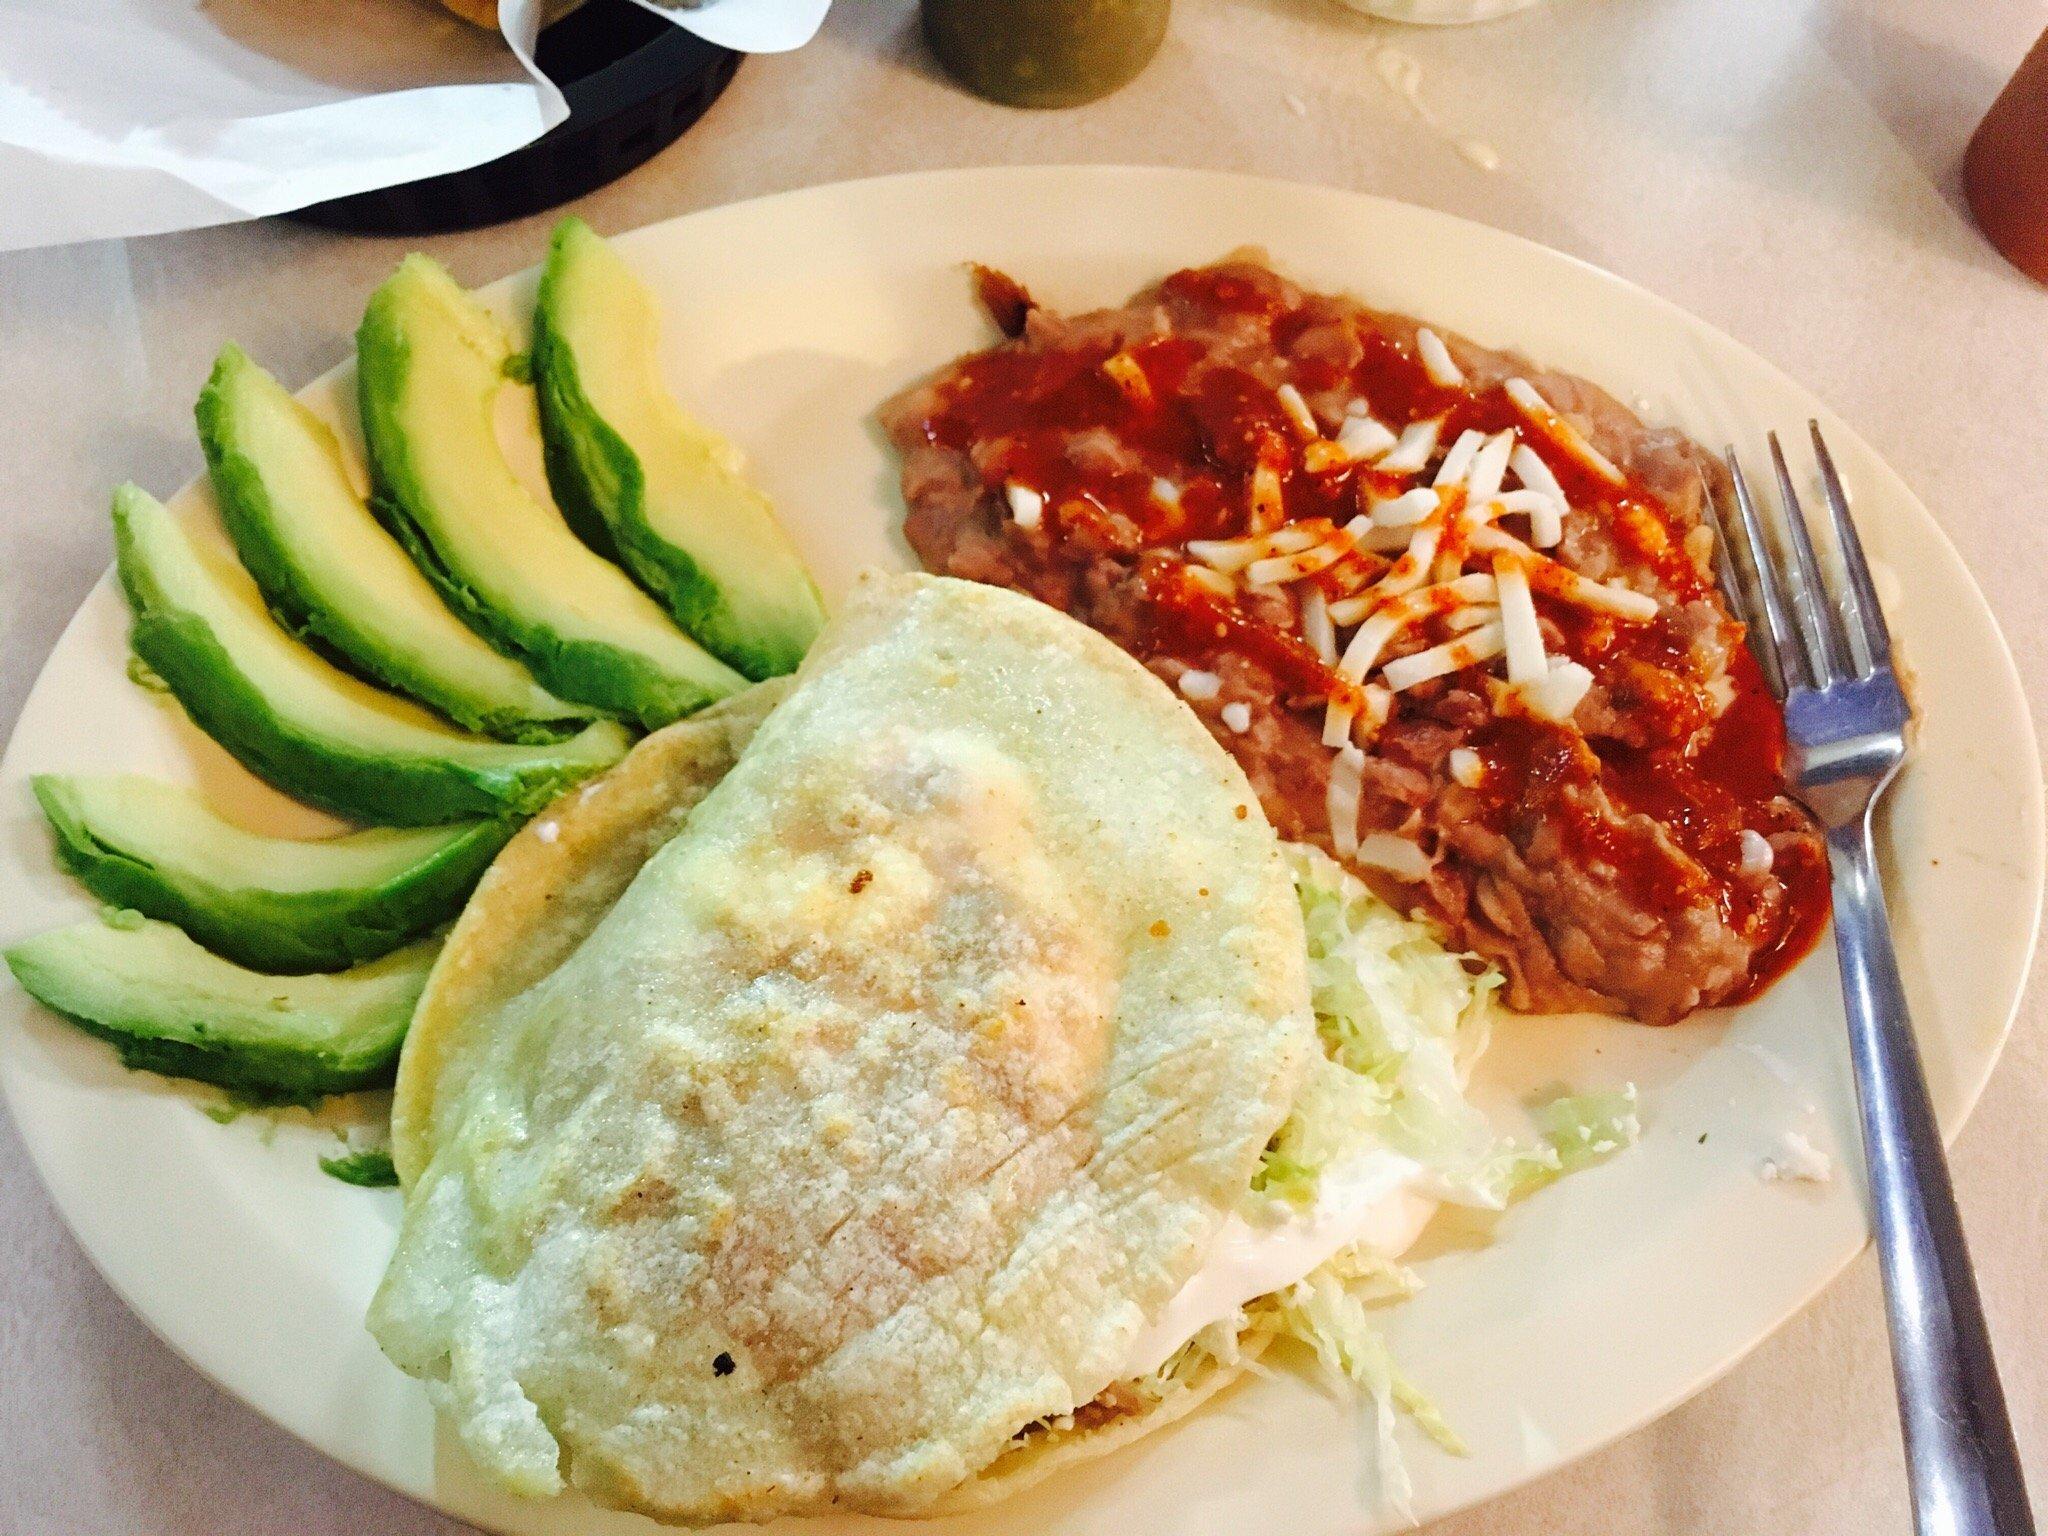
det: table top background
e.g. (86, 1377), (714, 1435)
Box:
(1, 0), (2043, 1530)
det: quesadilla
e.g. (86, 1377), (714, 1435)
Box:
(371, 573), (1628, 1523)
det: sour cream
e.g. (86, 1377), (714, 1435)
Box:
(1119, 1146), (1438, 1378)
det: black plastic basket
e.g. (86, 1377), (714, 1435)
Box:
(289, 0), (739, 237)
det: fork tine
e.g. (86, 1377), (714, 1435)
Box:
(1699, 464), (1785, 695)
(1809, 421), (1893, 673)
(1724, 448), (1810, 690)
(1767, 432), (1854, 685)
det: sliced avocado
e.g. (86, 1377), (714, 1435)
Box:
(113, 484), (630, 826)
(356, 255), (746, 729)
(533, 218), (824, 680)
(33, 773), (512, 974)
(4, 916), (437, 1105)
(196, 345), (596, 743)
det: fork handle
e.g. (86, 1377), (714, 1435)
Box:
(1828, 816), (2037, 1535)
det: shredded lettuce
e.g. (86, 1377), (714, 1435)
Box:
(1262, 844), (1523, 1209)
(1016, 847), (1643, 1496)
(1015, 1311), (1249, 1447)
(1512, 1086), (1642, 1199)
(1253, 1245), (1458, 1523)
(1249, 845), (1640, 1507)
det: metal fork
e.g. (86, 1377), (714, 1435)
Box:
(1708, 424), (2035, 1536)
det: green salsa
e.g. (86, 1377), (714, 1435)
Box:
(922, 0), (1170, 108)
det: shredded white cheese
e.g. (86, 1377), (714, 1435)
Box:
(1504, 378), (1625, 485)
(1684, 523), (1715, 569)
(1249, 461), (1287, 528)
(1274, 382), (1320, 439)
(1246, 537), (1349, 588)
(1382, 621), (1507, 692)
(1101, 350), (1152, 405)
(1493, 557), (1547, 684)
(1005, 482), (1044, 530)
(1354, 832), (1434, 882)
(1760, 1130), (1832, 1184)
(1516, 658), (1595, 722)
(1321, 683), (1389, 752)
(1361, 519), (1444, 609)
(1507, 449), (1568, 547)
(1477, 490), (1564, 551)
(1370, 487), (1439, 529)
(1739, 829), (1775, 875)
(1415, 327), (1465, 388)
(1330, 573), (1495, 678)
(1321, 703), (1354, 749)
(1187, 524), (1317, 572)
(1465, 429), (1517, 502)
(1510, 441), (1565, 501)
(1376, 416), (1443, 475)
(1303, 439), (1349, 475)
(1157, 329), (1693, 835)
(1327, 744), (1367, 858)
(1433, 428), (1488, 489)
(1336, 411), (1398, 462)
(1470, 528), (1659, 620)
(1300, 587), (1337, 664)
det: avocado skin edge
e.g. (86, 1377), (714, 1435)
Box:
(113, 495), (624, 826)
(355, 261), (731, 732)
(60, 1014), (397, 1108)
(194, 347), (593, 746)
(33, 775), (511, 974)
(531, 219), (823, 682)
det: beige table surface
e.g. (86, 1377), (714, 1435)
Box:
(1, 0), (2044, 1530)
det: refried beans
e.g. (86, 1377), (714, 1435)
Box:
(879, 257), (1829, 1023)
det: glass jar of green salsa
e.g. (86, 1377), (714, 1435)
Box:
(922, 0), (1170, 109)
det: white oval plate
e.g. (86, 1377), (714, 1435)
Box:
(1, 168), (2039, 1535)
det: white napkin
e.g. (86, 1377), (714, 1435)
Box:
(0, 0), (827, 253)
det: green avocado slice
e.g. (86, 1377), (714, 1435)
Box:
(196, 345), (597, 743)
(357, 255), (745, 729)
(4, 916), (438, 1106)
(113, 484), (631, 826)
(533, 218), (824, 680)
(33, 773), (512, 974)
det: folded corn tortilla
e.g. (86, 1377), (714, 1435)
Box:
(371, 572), (1317, 1523)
